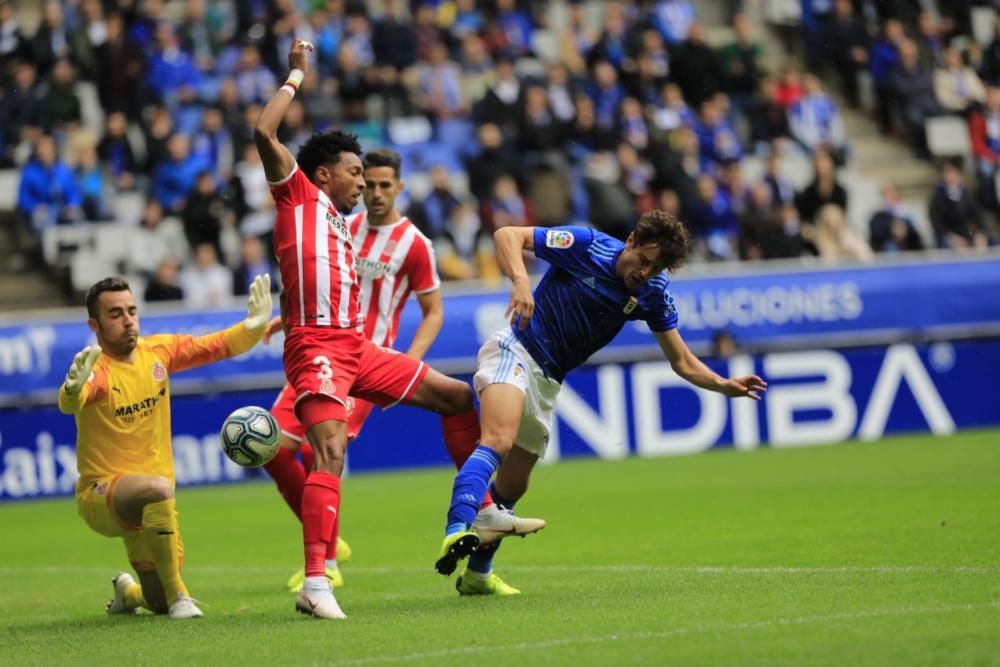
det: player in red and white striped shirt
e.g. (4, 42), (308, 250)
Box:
(264, 149), (447, 592)
(254, 41), (537, 620)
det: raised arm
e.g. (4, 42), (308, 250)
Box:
(254, 39), (313, 183)
(163, 275), (273, 373)
(494, 226), (536, 329)
(654, 329), (767, 400)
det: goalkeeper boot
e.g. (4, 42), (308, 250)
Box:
(434, 530), (480, 576)
(105, 572), (137, 615)
(456, 570), (521, 596)
(472, 504), (546, 545)
(168, 593), (204, 619)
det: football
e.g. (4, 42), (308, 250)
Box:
(220, 406), (281, 468)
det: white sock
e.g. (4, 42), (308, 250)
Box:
(303, 576), (330, 592)
(469, 569), (491, 581)
(325, 559), (338, 571)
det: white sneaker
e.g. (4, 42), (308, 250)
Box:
(472, 504), (546, 545)
(168, 593), (204, 619)
(106, 572), (137, 615)
(295, 585), (347, 620)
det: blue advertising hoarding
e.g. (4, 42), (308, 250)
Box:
(1, 256), (999, 406)
(0, 338), (995, 500)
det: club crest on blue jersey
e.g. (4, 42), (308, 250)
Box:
(623, 296), (638, 314)
(545, 230), (574, 249)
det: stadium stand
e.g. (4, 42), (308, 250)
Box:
(0, 0), (996, 310)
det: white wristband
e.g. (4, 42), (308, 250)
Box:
(287, 68), (305, 88)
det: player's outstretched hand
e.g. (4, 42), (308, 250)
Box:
(64, 345), (101, 395)
(506, 281), (535, 330)
(719, 375), (767, 400)
(245, 274), (274, 334)
(288, 38), (314, 74)
(261, 315), (283, 344)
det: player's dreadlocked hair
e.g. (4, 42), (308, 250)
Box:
(296, 130), (362, 182)
(86, 277), (132, 318)
(632, 209), (691, 273)
(363, 148), (402, 177)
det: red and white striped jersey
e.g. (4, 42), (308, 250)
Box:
(349, 210), (440, 348)
(270, 164), (363, 329)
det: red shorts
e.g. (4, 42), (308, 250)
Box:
(283, 327), (429, 432)
(271, 383), (374, 442)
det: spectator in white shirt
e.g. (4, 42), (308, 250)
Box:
(127, 197), (189, 277)
(180, 242), (233, 309)
(933, 46), (986, 113)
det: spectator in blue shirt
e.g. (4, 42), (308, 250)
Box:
(413, 165), (463, 239)
(688, 173), (740, 260)
(589, 60), (626, 132)
(591, 6), (630, 69)
(71, 132), (112, 221)
(17, 135), (82, 232)
(147, 22), (202, 107)
(694, 96), (743, 169)
(233, 43), (277, 105)
(495, 0), (534, 57)
(191, 106), (234, 178)
(653, 0), (696, 45)
(868, 18), (904, 135)
(153, 134), (209, 214)
(789, 74), (849, 165)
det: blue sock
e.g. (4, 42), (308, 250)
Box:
(467, 542), (499, 575)
(446, 445), (502, 534)
(467, 482), (518, 575)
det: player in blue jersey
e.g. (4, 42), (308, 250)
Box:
(433, 210), (768, 594)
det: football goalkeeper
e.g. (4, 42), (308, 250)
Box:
(58, 274), (272, 619)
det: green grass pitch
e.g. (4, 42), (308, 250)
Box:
(1, 430), (998, 666)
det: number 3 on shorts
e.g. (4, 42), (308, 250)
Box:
(312, 355), (333, 380)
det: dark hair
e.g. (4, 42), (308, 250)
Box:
(632, 210), (691, 273)
(296, 130), (362, 182)
(363, 148), (402, 177)
(86, 277), (132, 318)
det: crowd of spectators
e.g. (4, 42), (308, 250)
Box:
(1, 0), (997, 306)
(772, 0), (999, 252)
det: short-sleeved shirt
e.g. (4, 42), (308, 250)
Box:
(514, 226), (679, 382)
(349, 210), (440, 348)
(270, 164), (363, 329)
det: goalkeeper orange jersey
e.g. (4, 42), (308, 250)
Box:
(58, 323), (261, 494)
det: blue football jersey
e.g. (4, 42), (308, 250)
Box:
(514, 226), (679, 382)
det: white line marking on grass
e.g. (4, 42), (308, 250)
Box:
(1, 565), (999, 576)
(321, 600), (1000, 667)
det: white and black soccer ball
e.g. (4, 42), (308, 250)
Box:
(220, 406), (281, 468)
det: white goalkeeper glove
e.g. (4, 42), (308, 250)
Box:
(64, 345), (101, 395)
(244, 274), (273, 334)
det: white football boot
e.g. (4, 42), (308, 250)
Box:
(168, 593), (204, 619)
(472, 504), (546, 545)
(295, 582), (347, 620)
(105, 572), (137, 615)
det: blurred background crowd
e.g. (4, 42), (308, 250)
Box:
(1, 0), (998, 308)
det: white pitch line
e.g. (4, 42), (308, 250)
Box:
(322, 600), (1000, 667)
(0, 564), (998, 576)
